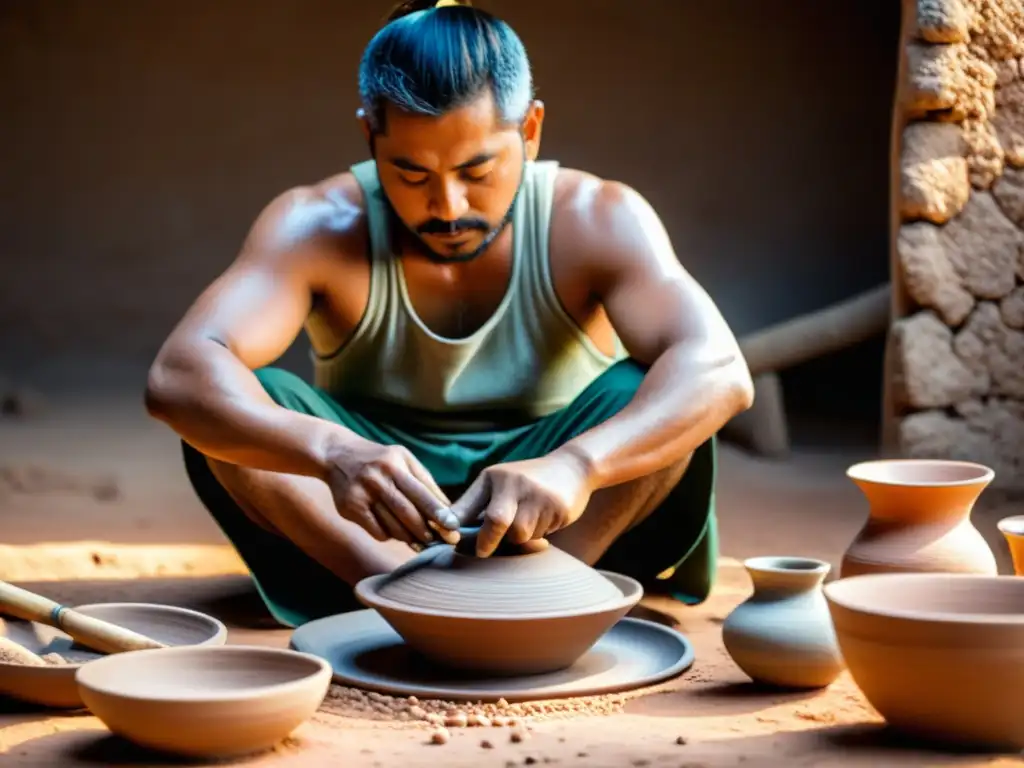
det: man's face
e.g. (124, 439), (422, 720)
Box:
(363, 92), (544, 261)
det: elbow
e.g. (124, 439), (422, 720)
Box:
(724, 356), (755, 417)
(144, 356), (185, 423)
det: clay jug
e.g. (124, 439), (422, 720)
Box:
(841, 459), (997, 578)
(721, 556), (843, 690)
(997, 515), (1024, 575)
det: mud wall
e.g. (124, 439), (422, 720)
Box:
(893, 0), (1024, 487)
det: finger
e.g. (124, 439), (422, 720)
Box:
(476, 487), (519, 558)
(505, 502), (539, 545)
(376, 478), (436, 545)
(359, 512), (390, 543)
(519, 538), (550, 553)
(373, 502), (414, 545)
(428, 519), (461, 545)
(449, 476), (491, 527)
(391, 469), (459, 533)
(337, 487), (389, 542)
(405, 459), (453, 507)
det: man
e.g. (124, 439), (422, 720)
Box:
(145, 0), (754, 628)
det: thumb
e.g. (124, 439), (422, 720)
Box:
(450, 475), (490, 526)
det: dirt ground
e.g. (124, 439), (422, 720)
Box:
(0, 382), (1021, 767)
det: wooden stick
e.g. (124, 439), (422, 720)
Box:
(0, 581), (167, 655)
(739, 284), (891, 377)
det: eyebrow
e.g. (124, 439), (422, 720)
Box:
(390, 153), (496, 173)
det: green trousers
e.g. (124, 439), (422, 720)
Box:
(182, 358), (718, 628)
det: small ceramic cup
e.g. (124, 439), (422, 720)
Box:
(996, 515), (1024, 576)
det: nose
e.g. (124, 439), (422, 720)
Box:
(428, 176), (469, 221)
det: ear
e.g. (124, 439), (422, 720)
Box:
(520, 100), (545, 161)
(356, 107), (372, 144)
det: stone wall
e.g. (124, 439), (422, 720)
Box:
(894, 0), (1024, 488)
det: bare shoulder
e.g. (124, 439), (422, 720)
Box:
(239, 171), (370, 274)
(550, 167), (684, 290)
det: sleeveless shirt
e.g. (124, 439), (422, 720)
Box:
(307, 159), (626, 432)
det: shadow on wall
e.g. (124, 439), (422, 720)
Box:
(0, 0), (901, 430)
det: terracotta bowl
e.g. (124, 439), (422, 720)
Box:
(996, 515), (1024, 575)
(76, 645), (332, 758)
(824, 573), (1024, 750)
(355, 544), (643, 676)
(0, 602), (227, 708)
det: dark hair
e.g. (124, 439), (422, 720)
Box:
(358, 1), (533, 134)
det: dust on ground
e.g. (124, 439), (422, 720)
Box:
(0, 387), (1022, 766)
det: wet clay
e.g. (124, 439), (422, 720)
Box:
(355, 544), (643, 675)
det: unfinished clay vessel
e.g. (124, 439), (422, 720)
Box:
(722, 557), (843, 689)
(355, 541), (642, 676)
(997, 515), (1024, 576)
(76, 645), (331, 758)
(840, 460), (997, 578)
(0, 602), (226, 709)
(825, 573), (1024, 750)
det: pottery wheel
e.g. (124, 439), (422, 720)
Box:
(289, 609), (694, 702)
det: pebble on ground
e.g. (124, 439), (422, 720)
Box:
(321, 685), (627, 729)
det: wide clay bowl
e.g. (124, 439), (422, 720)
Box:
(355, 544), (643, 676)
(75, 645), (332, 758)
(0, 602), (227, 708)
(824, 573), (1024, 750)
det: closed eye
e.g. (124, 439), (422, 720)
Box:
(398, 173), (428, 186)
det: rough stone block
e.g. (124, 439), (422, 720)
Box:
(915, 0), (971, 44)
(993, 81), (1024, 168)
(954, 300), (1024, 397)
(901, 122), (971, 223)
(941, 191), (1024, 298)
(898, 222), (975, 324)
(892, 311), (986, 408)
(999, 285), (1024, 328)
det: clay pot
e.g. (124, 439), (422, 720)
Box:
(75, 645), (332, 758)
(840, 459), (997, 578)
(355, 541), (643, 676)
(721, 557), (843, 689)
(824, 573), (1024, 750)
(996, 515), (1024, 575)
(0, 602), (226, 709)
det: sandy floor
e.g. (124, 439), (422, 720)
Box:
(0, 386), (1021, 767)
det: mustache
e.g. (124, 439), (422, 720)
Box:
(416, 217), (490, 235)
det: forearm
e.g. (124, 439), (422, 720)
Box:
(145, 340), (358, 479)
(557, 344), (754, 489)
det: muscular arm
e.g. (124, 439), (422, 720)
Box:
(554, 181), (754, 489)
(145, 187), (360, 479)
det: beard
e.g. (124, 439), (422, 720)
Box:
(380, 159), (526, 265)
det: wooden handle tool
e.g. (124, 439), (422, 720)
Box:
(0, 580), (167, 655)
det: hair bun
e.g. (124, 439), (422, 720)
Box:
(386, 0), (471, 22)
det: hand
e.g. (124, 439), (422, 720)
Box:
(450, 451), (596, 557)
(325, 437), (460, 547)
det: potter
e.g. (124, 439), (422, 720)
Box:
(143, 0), (753, 627)
(722, 557), (843, 690)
